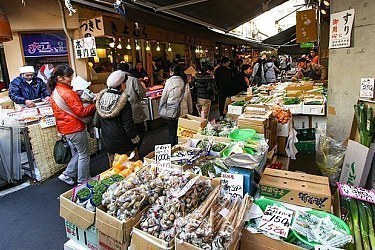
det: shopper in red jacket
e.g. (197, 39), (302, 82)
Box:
(49, 65), (96, 185)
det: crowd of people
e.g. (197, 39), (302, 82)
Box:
(5, 48), (326, 185)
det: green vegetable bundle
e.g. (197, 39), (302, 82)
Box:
(283, 97), (301, 105)
(354, 103), (375, 147)
(341, 197), (375, 250)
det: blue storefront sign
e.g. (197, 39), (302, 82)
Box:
(21, 33), (68, 57)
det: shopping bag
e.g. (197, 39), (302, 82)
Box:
(53, 136), (72, 164)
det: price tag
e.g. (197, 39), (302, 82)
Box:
(174, 175), (200, 198)
(360, 78), (375, 98)
(258, 205), (293, 238)
(155, 144), (174, 172)
(38, 106), (54, 116)
(7, 111), (23, 120)
(338, 183), (375, 204)
(22, 108), (39, 117)
(221, 173), (244, 197)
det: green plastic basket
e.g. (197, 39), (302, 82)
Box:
(222, 145), (254, 157)
(292, 210), (351, 247)
(228, 129), (256, 142)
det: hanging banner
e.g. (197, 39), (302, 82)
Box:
(80, 16), (104, 38)
(73, 37), (97, 59)
(21, 33), (68, 57)
(329, 9), (355, 49)
(296, 9), (318, 43)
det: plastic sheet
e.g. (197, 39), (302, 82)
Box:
(316, 130), (346, 186)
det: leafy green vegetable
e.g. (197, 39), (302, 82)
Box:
(365, 202), (375, 249)
(349, 198), (363, 250)
(211, 142), (226, 152)
(87, 180), (99, 188)
(90, 192), (103, 207)
(283, 98), (301, 105)
(93, 183), (107, 194)
(111, 174), (124, 182)
(101, 178), (115, 187)
(77, 188), (91, 201)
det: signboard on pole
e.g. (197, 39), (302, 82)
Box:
(329, 9), (355, 49)
(74, 37), (97, 59)
(296, 9), (318, 43)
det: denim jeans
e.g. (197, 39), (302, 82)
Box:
(64, 131), (90, 183)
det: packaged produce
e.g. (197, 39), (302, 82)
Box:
(171, 147), (203, 165)
(272, 106), (292, 124)
(200, 119), (237, 137)
(187, 157), (228, 178)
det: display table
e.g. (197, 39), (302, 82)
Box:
(28, 124), (97, 182)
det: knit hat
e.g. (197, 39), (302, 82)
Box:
(106, 70), (126, 88)
(19, 66), (35, 74)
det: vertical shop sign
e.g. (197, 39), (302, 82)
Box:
(360, 78), (375, 99)
(296, 9), (318, 43)
(74, 37), (97, 59)
(329, 9), (355, 49)
(80, 16), (104, 37)
(21, 33), (68, 57)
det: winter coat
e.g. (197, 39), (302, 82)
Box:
(264, 62), (280, 83)
(96, 88), (140, 154)
(195, 73), (215, 100)
(251, 62), (266, 85)
(9, 75), (50, 104)
(293, 63), (327, 81)
(51, 83), (95, 135)
(214, 66), (233, 97)
(160, 76), (193, 118)
(234, 71), (249, 94)
(124, 74), (147, 124)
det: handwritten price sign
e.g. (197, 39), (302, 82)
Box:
(360, 78), (375, 99)
(221, 173), (244, 197)
(155, 144), (174, 173)
(338, 183), (375, 204)
(258, 205), (293, 238)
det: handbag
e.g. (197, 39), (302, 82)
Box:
(54, 136), (72, 164)
(159, 82), (186, 119)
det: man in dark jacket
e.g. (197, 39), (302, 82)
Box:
(130, 60), (149, 86)
(9, 66), (50, 107)
(195, 65), (216, 119)
(234, 64), (252, 94)
(214, 57), (233, 117)
(96, 70), (141, 164)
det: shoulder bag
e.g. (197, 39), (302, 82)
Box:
(53, 135), (72, 164)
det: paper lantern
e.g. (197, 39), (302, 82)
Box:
(0, 8), (12, 42)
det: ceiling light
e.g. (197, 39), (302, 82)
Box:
(109, 42), (115, 48)
(215, 46), (218, 50)
(205, 49), (208, 53)
(117, 43), (122, 49)
(126, 39), (131, 50)
(323, 0), (330, 6)
(320, 9), (327, 15)
(136, 44), (140, 50)
(232, 47), (235, 50)
(167, 43), (172, 52)
(146, 41), (150, 51)
(156, 42), (160, 51)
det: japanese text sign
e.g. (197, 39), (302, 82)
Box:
(360, 78), (374, 98)
(80, 17), (104, 37)
(21, 33), (68, 58)
(155, 144), (174, 173)
(221, 173), (244, 197)
(296, 9), (318, 43)
(329, 9), (355, 48)
(74, 37), (97, 59)
(258, 205), (293, 238)
(338, 183), (375, 204)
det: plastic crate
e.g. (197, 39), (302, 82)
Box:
(296, 128), (316, 141)
(295, 140), (315, 153)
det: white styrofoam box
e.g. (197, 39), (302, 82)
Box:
(277, 120), (291, 137)
(227, 104), (245, 115)
(65, 220), (99, 250)
(312, 116), (327, 131)
(293, 116), (310, 129)
(64, 240), (86, 250)
(283, 103), (303, 114)
(303, 104), (325, 115)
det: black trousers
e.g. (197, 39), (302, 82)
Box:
(135, 122), (146, 151)
(167, 119), (178, 146)
(218, 93), (227, 117)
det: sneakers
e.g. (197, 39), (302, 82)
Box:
(58, 174), (75, 185)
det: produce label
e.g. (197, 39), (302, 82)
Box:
(7, 111), (23, 120)
(38, 106), (54, 116)
(22, 108), (39, 118)
(338, 183), (375, 204)
(155, 144), (174, 173)
(65, 220), (77, 237)
(258, 205), (293, 238)
(174, 175), (200, 198)
(221, 173), (244, 197)
(259, 185), (290, 199)
(360, 78), (375, 98)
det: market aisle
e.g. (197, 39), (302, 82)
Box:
(0, 124), (169, 249)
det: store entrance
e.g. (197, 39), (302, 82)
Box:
(0, 44), (9, 89)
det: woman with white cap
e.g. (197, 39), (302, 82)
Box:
(95, 70), (141, 165)
(9, 65), (51, 107)
(49, 65), (96, 185)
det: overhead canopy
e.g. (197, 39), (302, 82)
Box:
(262, 25), (311, 57)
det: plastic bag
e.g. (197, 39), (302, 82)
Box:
(316, 130), (346, 186)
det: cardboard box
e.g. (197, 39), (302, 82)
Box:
(60, 189), (95, 229)
(0, 96), (14, 109)
(277, 136), (287, 156)
(227, 103), (245, 115)
(231, 94), (253, 102)
(267, 118), (278, 149)
(192, 133), (232, 143)
(302, 104), (325, 115)
(340, 140), (375, 187)
(95, 207), (147, 244)
(283, 103), (303, 114)
(277, 120), (291, 137)
(226, 113), (240, 121)
(240, 228), (304, 250)
(285, 82), (314, 91)
(65, 220), (99, 250)
(237, 114), (269, 134)
(99, 231), (129, 250)
(130, 223), (174, 250)
(259, 168), (332, 211)
(175, 237), (240, 250)
(178, 114), (207, 132)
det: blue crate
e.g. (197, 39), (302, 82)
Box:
(229, 167), (255, 196)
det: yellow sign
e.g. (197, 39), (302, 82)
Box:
(296, 9), (317, 43)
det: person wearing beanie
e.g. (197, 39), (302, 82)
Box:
(117, 62), (147, 152)
(95, 70), (141, 164)
(9, 65), (51, 107)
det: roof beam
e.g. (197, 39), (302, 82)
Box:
(155, 0), (210, 11)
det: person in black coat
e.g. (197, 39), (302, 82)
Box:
(214, 57), (233, 117)
(195, 65), (216, 119)
(234, 64), (252, 94)
(95, 70), (141, 165)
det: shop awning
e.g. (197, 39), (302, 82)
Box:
(262, 25), (310, 56)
